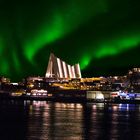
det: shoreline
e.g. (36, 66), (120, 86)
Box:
(0, 96), (140, 104)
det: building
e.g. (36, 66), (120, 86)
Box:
(45, 53), (82, 79)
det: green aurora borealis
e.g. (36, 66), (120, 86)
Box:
(1, 0), (140, 81)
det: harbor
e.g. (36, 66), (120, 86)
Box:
(0, 54), (140, 104)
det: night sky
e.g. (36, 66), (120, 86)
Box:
(0, 0), (140, 81)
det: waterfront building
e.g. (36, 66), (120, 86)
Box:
(45, 53), (82, 79)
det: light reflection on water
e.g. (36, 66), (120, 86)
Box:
(0, 101), (140, 139)
(26, 102), (84, 140)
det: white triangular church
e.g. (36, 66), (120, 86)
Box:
(45, 53), (81, 79)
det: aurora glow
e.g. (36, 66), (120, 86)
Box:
(0, 0), (140, 81)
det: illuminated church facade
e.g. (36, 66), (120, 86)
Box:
(45, 53), (81, 79)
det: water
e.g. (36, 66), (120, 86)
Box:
(0, 101), (140, 140)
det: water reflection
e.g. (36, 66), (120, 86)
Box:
(0, 101), (140, 139)
(25, 102), (140, 140)
(26, 102), (84, 140)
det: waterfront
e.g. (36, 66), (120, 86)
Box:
(0, 101), (140, 140)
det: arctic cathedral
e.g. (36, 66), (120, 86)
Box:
(45, 53), (82, 79)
